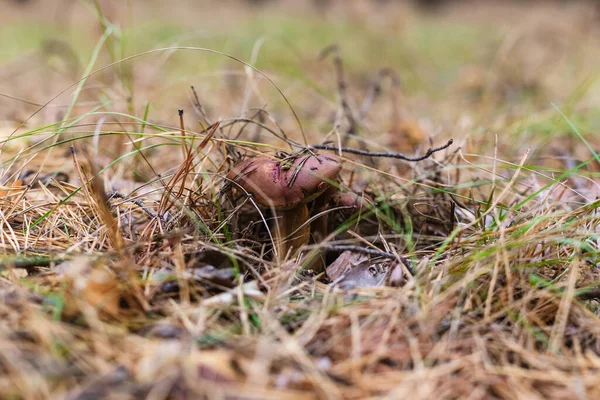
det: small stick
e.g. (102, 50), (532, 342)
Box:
(179, 109), (189, 157)
(250, 107), (266, 143)
(310, 244), (393, 258)
(319, 45), (357, 146)
(220, 118), (299, 148)
(358, 67), (401, 120)
(190, 86), (243, 163)
(308, 244), (412, 270)
(576, 289), (600, 301)
(107, 191), (157, 218)
(0, 255), (64, 272)
(190, 85), (212, 128)
(312, 139), (453, 162)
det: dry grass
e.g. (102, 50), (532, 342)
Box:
(2, 0), (600, 399)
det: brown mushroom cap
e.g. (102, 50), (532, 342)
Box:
(227, 153), (342, 209)
(330, 190), (372, 212)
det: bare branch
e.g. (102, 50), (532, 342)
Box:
(312, 139), (454, 162)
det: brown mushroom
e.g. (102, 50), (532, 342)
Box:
(310, 187), (372, 243)
(307, 187), (373, 271)
(227, 152), (342, 262)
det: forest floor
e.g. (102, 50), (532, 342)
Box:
(2, 0), (600, 398)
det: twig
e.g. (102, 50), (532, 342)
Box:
(190, 85), (212, 127)
(190, 86), (242, 163)
(312, 138), (454, 162)
(308, 244), (411, 269)
(0, 255), (64, 272)
(219, 118), (300, 149)
(179, 109), (188, 157)
(319, 45), (358, 144)
(250, 107), (266, 143)
(314, 244), (392, 258)
(359, 67), (400, 120)
(107, 191), (157, 218)
(159, 121), (219, 216)
(82, 147), (125, 254)
(230, 108), (293, 149)
(575, 288), (600, 301)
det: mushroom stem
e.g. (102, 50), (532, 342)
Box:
(308, 188), (373, 272)
(306, 195), (330, 272)
(310, 186), (336, 243)
(275, 204), (310, 262)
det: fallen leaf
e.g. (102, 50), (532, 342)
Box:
(326, 251), (368, 282)
(337, 263), (388, 290)
(192, 264), (235, 287)
(327, 251), (388, 289)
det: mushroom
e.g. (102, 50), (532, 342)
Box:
(310, 187), (372, 242)
(227, 152), (342, 262)
(306, 186), (373, 271)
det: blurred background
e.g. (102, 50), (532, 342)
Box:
(2, 0), (600, 171)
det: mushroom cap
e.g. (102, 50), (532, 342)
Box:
(226, 153), (342, 209)
(330, 190), (372, 212)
